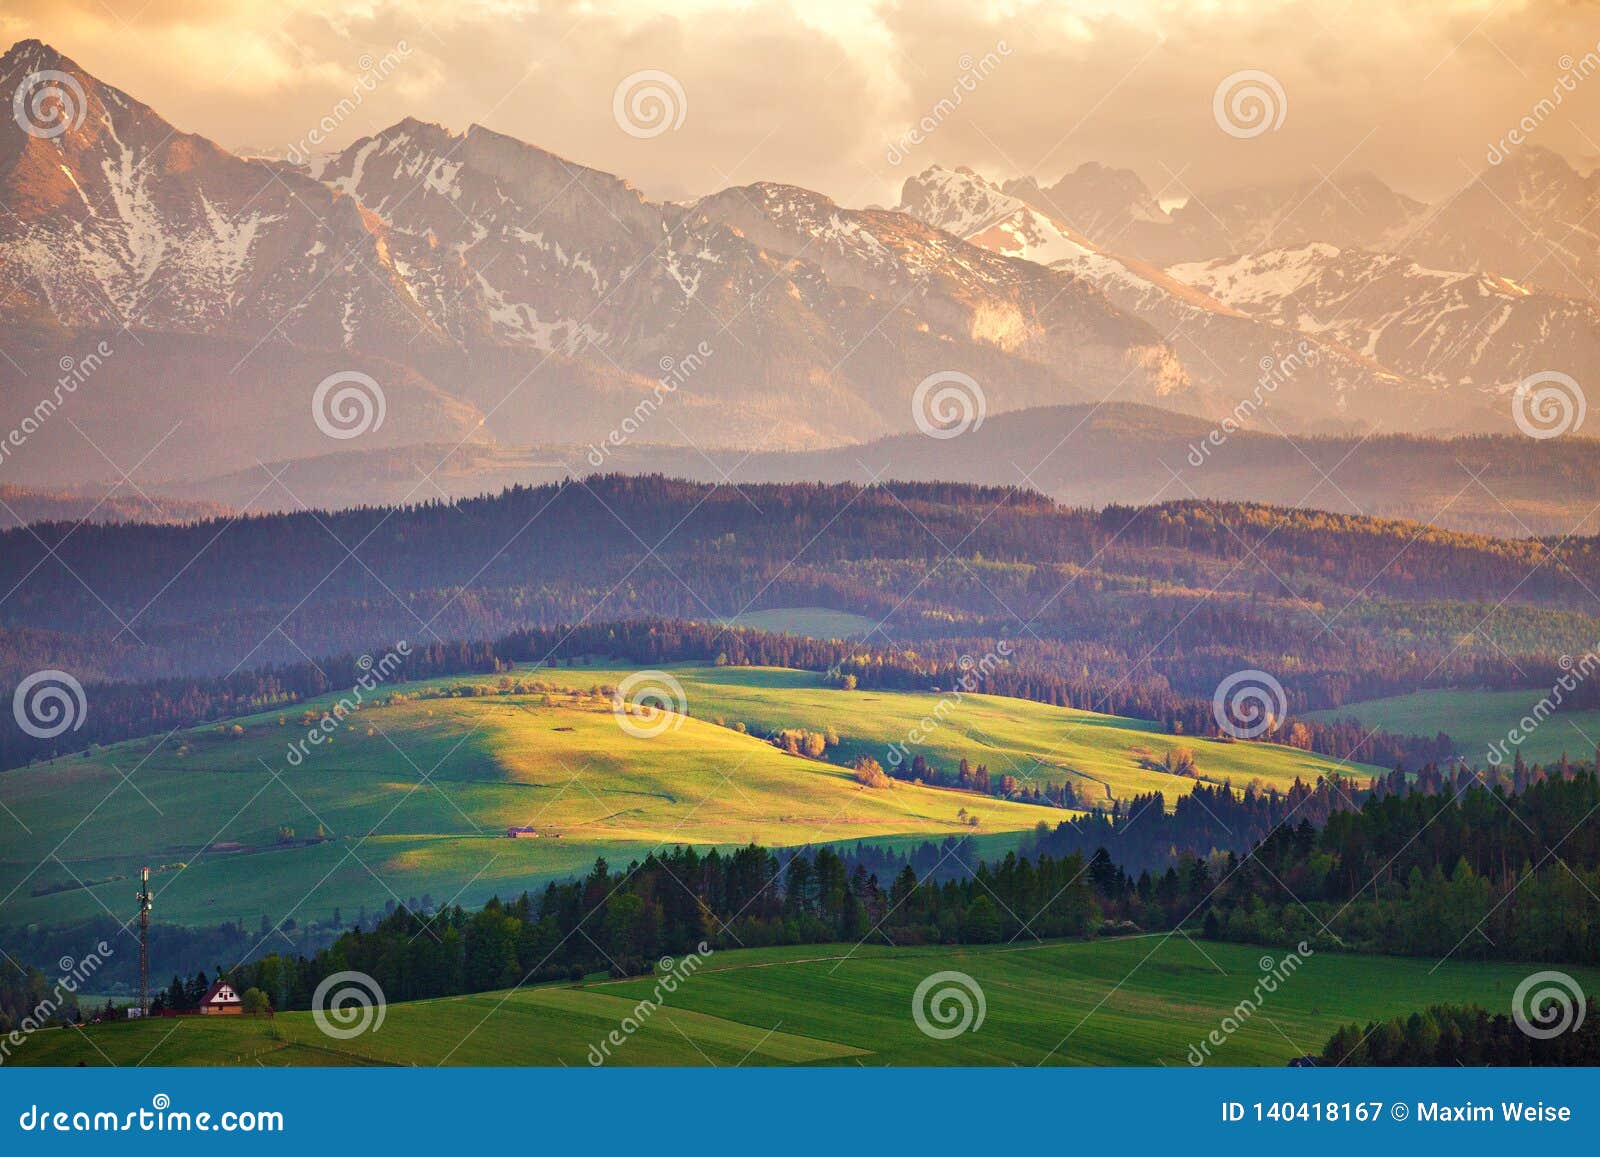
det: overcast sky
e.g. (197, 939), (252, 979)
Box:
(6, 0), (1600, 207)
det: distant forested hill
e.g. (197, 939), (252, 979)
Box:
(2, 476), (1597, 690)
(0, 475), (1597, 766)
(0, 484), (228, 528)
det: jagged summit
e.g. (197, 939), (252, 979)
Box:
(0, 38), (1191, 486)
(0, 37), (1595, 491)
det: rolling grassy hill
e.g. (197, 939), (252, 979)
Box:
(14, 937), (1583, 1067)
(1308, 688), (1600, 768)
(527, 664), (1374, 804)
(0, 664), (1375, 932)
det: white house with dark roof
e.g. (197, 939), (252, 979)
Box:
(199, 979), (243, 1015)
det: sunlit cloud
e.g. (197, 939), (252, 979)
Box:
(3, 0), (1596, 206)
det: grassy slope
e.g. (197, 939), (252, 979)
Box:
(0, 682), (1061, 929)
(531, 664), (1377, 805)
(1308, 688), (1600, 767)
(17, 938), (1587, 1067)
(0, 664), (1375, 931)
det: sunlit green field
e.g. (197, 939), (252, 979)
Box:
(15, 937), (1579, 1068)
(1307, 687), (1600, 768)
(528, 664), (1377, 805)
(0, 686), (1058, 929)
(0, 663), (1373, 931)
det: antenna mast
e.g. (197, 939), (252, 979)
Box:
(135, 866), (152, 1015)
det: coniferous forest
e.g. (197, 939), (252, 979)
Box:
(67, 763), (1587, 1021)
(3, 478), (1596, 697)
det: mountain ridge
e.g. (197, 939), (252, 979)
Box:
(146, 401), (1600, 540)
(0, 39), (1191, 487)
(1, 37), (1595, 500)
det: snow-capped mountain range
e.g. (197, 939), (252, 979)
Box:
(895, 164), (1597, 434)
(0, 38), (1595, 491)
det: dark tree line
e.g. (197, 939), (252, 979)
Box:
(890, 753), (1083, 808)
(0, 964), (81, 1035)
(225, 843), (1102, 1013)
(12, 481), (1599, 628)
(1017, 778), (1360, 873)
(210, 760), (1600, 1018)
(156, 970), (219, 1013)
(1322, 1001), (1600, 1065)
(1201, 762), (1600, 963)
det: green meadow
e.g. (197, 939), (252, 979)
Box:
(14, 937), (1581, 1067)
(1308, 687), (1600, 768)
(0, 663), (1374, 932)
(529, 664), (1377, 804)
